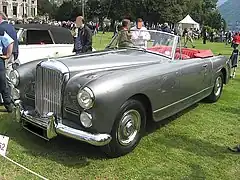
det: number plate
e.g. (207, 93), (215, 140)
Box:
(0, 135), (9, 157)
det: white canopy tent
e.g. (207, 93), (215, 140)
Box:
(177, 15), (200, 35)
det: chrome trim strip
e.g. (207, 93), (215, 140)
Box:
(48, 30), (56, 44)
(55, 123), (112, 146)
(65, 107), (79, 116)
(53, 49), (128, 61)
(171, 36), (178, 60)
(22, 111), (49, 127)
(14, 101), (112, 146)
(153, 86), (213, 113)
(40, 60), (69, 73)
(69, 60), (159, 74)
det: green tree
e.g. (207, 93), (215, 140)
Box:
(84, 0), (224, 30)
(37, 0), (53, 16)
(55, 1), (75, 21)
(205, 10), (223, 30)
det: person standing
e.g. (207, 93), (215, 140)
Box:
(225, 31), (232, 46)
(131, 18), (151, 48)
(202, 26), (207, 44)
(0, 12), (19, 64)
(0, 27), (14, 112)
(73, 16), (92, 54)
(183, 28), (195, 48)
(0, 12), (18, 105)
(229, 43), (239, 78)
(118, 19), (132, 48)
(161, 23), (172, 33)
(113, 21), (119, 38)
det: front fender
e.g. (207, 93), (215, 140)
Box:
(211, 56), (230, 84)
(82, 66), (162, 134)
(62, 63), (170, 134)
(15, 59), (44, 106)
(62, 71), (119, 133)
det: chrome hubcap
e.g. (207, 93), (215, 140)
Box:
(214, 76), (222, 97)
(117, 110), (141, 146)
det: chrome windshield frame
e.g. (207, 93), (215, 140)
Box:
(105, 29), (179, 60)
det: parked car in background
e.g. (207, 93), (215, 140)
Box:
(11, 30), (230, 157)
(1, 24), (96, 104)
(15, 24), (75, 65)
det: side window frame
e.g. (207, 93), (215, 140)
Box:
(26, 29), (54, 45)
(48, 30), (56, 44)
(18, 29), (27, 45)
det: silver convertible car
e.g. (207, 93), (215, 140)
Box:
(10, 30), (230, 157)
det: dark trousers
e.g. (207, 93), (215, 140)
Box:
(203, 37), (207, 44)
(0, 59), (11, 105)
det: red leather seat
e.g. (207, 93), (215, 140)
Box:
(181, 48), (199, 58)
(175, 52), (190, 60)
(148, 47), (214, 59)
(194, 50), (214, 58)
(147, 46), (172, 54)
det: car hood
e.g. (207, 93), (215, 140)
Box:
(57, 49), (167, 74)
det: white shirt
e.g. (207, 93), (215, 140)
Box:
(130, 26), (151, 48)
(74, 24), (85, 37)
(0, 32), (14, 55)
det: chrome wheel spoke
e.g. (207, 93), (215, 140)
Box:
(214, 76), (222, 96)
(117, 110), (141, 146)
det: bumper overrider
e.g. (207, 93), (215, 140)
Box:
(13, 100), (112, 146)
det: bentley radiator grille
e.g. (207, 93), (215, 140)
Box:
(35, 65), (64, 118)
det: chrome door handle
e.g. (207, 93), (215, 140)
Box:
(175, 71), (182, 76)
(203, 64), (208, 68)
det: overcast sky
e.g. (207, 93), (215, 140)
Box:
(217, 0), (228, 6)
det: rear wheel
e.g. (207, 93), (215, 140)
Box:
(102, 99), (146, 158)
(206, 72), (224, 102)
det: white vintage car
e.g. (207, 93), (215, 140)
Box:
(15, 24), (75, 65)
(0, 24), (95, 104)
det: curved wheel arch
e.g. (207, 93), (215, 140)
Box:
(127, 93), (153, 123)
(220, 68), (227, 84)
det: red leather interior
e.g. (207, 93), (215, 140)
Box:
(194, 50), (214, 58)
(147, 46), (214, 60)
(174, 52), (191, 60)
(147, 46), (172, 54)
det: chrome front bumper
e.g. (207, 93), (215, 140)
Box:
(13, 100), (112, 146)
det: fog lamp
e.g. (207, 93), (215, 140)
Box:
(80, 112), (93, 128)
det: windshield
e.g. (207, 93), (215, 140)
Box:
(107, 30), (178, 59)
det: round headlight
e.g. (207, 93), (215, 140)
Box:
(77, 87), (94, 109)
(80, 112), (93, 128)
(9, 70), (19, 87)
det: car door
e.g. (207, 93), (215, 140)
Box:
(153, 58), (212, 121)
(152, 65), (183, 121)
(178, 58), (212, 100)
(201, 58), (213, 88)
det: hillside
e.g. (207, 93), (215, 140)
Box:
(219, 0), (240, 24)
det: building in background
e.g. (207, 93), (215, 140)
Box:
(49, 0), (86, 7)
(0, 0), (37, 19)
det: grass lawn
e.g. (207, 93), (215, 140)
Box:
(1, 33), (240, 179)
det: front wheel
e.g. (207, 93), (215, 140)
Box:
(206, 72), (224, 102)
(102, 99), (146, 158)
